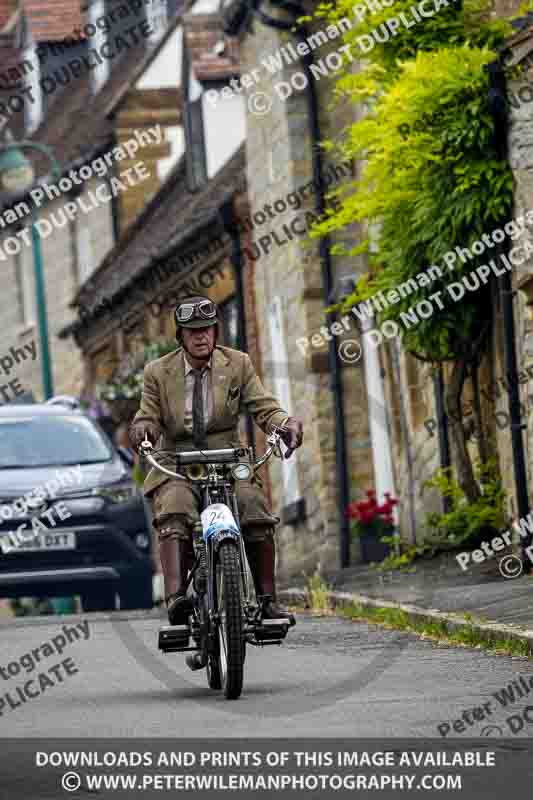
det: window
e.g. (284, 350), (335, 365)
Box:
(0, 415), (112, 468)
(267, 295), (302, 503)
(23, 43), (42, 134)
(146, 0), (168, 42)
(74, 221), (95, 284)
(90, 0), (109, 93)
(14, 249), (35, 327)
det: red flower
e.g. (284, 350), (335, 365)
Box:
(384, 492), (399, 506)
(346, 488), (399, 528)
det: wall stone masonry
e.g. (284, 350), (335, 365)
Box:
(241, 8), (374, 579)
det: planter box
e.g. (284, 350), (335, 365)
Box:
(355, 528), (392, 564)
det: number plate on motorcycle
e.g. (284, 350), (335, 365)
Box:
(201, 504), (240, 541)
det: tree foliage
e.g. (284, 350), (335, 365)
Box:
(311, 1), (516, 362)
(308, 0), (530, 500)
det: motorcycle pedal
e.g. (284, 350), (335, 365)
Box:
(158, 624), (190, 652)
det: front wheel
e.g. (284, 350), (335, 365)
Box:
(216, 541), (244, 699)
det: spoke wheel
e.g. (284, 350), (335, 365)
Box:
(216, 541), (244, 699)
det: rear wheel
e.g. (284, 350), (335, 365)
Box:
(216, 541), (244, 699)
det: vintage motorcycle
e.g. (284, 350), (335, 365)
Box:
(140, 427), (295, 700)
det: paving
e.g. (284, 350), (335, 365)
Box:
(281, 550), (533, 646)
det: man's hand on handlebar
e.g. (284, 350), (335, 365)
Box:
(129, 422), (159, 453)
(280, 417), (303, 459)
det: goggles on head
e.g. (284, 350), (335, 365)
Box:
(175, 299), (217, 323)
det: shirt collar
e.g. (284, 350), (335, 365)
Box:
(184, 354), (212, 376)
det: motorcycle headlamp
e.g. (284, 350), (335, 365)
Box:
(184, 463), (208, 481)
(231, 463), (252, 481)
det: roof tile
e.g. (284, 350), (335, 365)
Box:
(76, 144), (246, 310)
(24, 0), (84, 42)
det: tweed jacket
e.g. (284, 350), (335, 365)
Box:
(131, 346), (289, 496)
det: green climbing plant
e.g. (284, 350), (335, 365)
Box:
(308, 0), (531, 502)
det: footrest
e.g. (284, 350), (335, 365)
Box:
(253, 619), (290, 642)
(158, 624), (190, 652)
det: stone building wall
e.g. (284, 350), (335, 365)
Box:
(0, 174), (114, 403)
(377, 10), (532, 540)
(505, 32), (533, 518)
(240, 5), (374, 580)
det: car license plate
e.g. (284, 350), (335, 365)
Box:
(0, 532), (76, 553)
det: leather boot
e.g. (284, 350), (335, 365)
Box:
(159, 537), (193, 626)
(245, 534), (293, 622)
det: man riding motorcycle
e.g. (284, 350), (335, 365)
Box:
(129, 296), (303, 632)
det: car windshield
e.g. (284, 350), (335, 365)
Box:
(0, 415), (112, 469)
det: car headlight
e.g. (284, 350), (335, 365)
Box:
(93, 482), (139, 504)
(231, 463), (252, 481)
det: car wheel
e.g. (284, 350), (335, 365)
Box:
(81, 586), (116, 612)
(119, 577), (153, 610)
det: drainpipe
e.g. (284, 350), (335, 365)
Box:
(107, 134), (121, 244)
(250, 0), (352, 567)
(434, 365), (452, 513)
(487, 56), (531, 565)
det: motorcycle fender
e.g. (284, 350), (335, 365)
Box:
(201, 503), (240, 545)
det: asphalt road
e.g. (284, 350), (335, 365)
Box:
(2, 608), (533, 739)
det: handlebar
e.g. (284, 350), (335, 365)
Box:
(139, 427), (287, 482)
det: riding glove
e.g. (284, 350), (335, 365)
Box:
(280, 417), (304, 458)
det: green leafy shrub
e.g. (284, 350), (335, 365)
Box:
(423, 458), (507, 549)
(375, 535), (426, 571)
(305, 570), (331, 613)
(308, 0), (527, 504)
